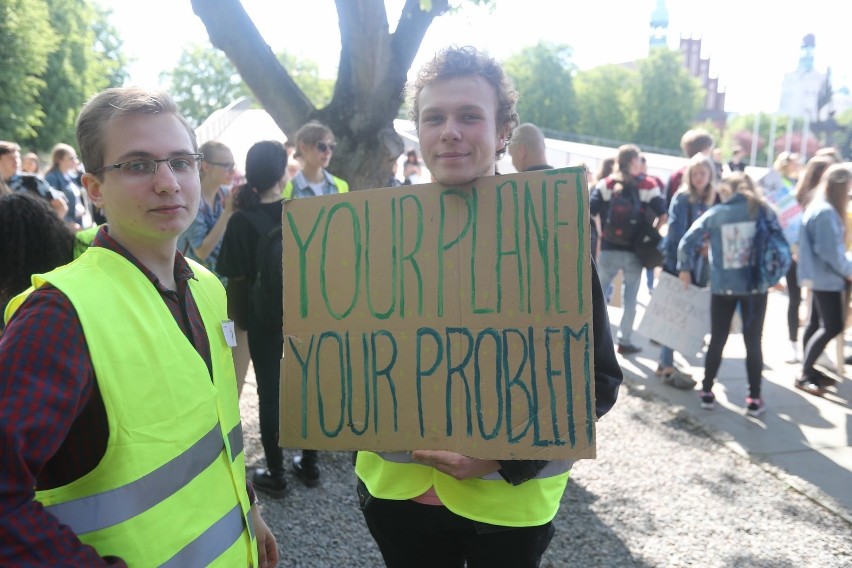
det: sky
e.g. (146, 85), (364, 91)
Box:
(95, 0), (851, 115)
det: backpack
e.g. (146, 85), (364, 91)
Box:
(603, 182), (643, 246)
(749, 205), (792, 291)
(244, 209), (284, 330)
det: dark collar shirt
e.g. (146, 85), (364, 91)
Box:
(0, 226), (253, 566)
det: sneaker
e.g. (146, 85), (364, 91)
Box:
(661, 369), (697, 390)
(293, 452), (321, 488)
(251, 467), (287, 499)
(699, 390), (715, 410)
(794, 377), (827, 397)
(745, 397), (766, 417)
(617, 343), (642, 355)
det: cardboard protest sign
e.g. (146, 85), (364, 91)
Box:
(637, 272), (710, 355)
(279, 167), (595, 460)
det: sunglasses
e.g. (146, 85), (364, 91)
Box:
(206, 160), (236, 172)
(316, 142), (337, 153)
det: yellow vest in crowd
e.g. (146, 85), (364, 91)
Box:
(282, 174), (349, 199)
(355, 452), (571, 527)
(7, 248), (257, 567)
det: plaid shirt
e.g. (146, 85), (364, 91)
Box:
(0, 226), (253, 566)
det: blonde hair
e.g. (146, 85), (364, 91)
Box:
(76, 87), (196, 175)
(813, 163), (852, 235)
(678, 153), (717, 206)
(720, 172), (765, 218)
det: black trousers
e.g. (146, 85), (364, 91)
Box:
(247, 324), (284, 472)
(786, 261), (802, 342)
(703, 293), (768, 399)
(359, 480), (554, 568)
(802, 290), (846, 378)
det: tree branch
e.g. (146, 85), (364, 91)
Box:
(190, 0), (313, 135)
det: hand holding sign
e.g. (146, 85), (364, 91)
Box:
(411, 450), (501, 481)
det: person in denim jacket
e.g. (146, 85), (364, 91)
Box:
(656, 153), (716, 389)
(678, 173), (782, 417)
(795, 164), (852, 395)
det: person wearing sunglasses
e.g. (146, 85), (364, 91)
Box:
(283, 120), (349, 199)
(280, 120), (349, 488)
(0, 87), (278, 567)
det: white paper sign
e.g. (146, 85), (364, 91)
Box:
(638, 272), (711, 355)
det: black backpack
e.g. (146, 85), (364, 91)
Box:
(603, 182), (642, 246)
(244, 209), (284, 331)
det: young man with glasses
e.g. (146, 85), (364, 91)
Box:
(354, 45), (622, 568)
(0, 87), (278, 567)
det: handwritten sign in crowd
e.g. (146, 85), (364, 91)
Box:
(279, 168), (595, 460)
(637, 272), (711, 355)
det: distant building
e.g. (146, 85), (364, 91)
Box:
(649, 0), (668, 51)
(677, 37), (727, 128)
(778, 34), (826, 121)
(646, 1), (727, 129)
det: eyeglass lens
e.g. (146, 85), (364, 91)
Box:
(316, 142), (336, 153)
(120, 155), (202, 176)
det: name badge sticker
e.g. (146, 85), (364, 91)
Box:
(221, 320), (237, 347)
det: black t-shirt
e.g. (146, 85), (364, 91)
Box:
(217, 200), (283, 281)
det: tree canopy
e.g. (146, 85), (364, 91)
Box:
(0, 0), (57, 143)
(0, 0), (128, 152)
(503, 41), (577, 131)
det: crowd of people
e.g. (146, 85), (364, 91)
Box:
(0, 43), (849, 567)
(575, 126), (852, 417)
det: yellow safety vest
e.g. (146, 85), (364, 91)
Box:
(355, 451), (571, 527)
(282, 174), (349, 199)
(8, 248), (258, 567)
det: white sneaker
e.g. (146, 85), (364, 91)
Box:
(785, 343), (800, 364)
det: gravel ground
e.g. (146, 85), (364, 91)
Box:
(239, 375), (852, 568)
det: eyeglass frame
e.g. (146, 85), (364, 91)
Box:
(89, 153), (204, 177)
(205, 160), (236, 172)
(316, 142), (337, 153)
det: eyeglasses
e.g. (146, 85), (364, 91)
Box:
(316, 142), (336, 153)
(206, 160), (235, 172)
(91, 153), (204, 178)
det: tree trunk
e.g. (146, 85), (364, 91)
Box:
(191, 0), (448, 190)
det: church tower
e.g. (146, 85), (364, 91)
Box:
(649, 0), (669, 51)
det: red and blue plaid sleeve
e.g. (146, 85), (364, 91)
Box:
(0, 288), (126, 566)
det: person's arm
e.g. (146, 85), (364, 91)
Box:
(0, 290), (126, 567)
(194, 190), (236, 261)
(589, 183), (604, 216)
(812, 210), (852, 278)
(250, 505), (279, 568)
(590, 258), (622, 417)
(676, 212), (710, 274)
(226, 277), (250, 330)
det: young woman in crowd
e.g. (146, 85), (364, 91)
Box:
(44, 143), (90, 229)
(283, 121), (349, 198)
(678, 173), (783, 417)
(657, 153), (717, 388)
(795, 164), (852, 396)
(217, 141), (289, 498)
(177, 140), (253, 393)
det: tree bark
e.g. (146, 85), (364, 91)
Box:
(191, 0), (449, 190)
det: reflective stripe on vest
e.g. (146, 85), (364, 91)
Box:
(227, 423), (244, 461)
(160, 504), (246, 568)
(44, 423), (242, 535)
